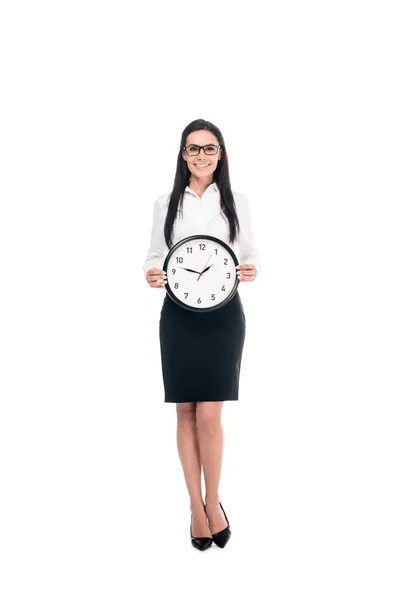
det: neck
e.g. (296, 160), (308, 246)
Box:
(188, 176), (214, 197)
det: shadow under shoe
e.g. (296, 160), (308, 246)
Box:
(208, 502), (231, 548)
(190, 513), (213, 551)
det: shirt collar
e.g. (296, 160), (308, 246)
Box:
(185, 181), (219, 196)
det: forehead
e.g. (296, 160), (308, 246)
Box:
(186, 130), (218, 145)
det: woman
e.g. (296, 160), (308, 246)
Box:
(143, 119), (261, 551)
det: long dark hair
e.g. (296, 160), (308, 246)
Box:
(164, 119), (240, 250)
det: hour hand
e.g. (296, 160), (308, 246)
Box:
(202, 265), (213, 274)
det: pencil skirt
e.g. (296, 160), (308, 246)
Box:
(159, 290), (246, 403)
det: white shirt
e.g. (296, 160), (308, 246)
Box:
(143, 182), (262, 278)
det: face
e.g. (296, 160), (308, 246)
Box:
(182, 130), (223, 181)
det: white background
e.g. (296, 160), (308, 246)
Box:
(1, 1), (399, 598)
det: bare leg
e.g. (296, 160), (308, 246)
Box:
(176, 402), (211, 537)
(196, 401), (228, 534)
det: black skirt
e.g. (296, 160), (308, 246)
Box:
(159, 290), (246, 403)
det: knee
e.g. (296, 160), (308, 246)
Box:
(176, 403), (197, 428)
(196, 409), (222, 436)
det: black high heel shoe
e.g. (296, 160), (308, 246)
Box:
(205, 501), (231, 548)
(190, 506), (213, 551)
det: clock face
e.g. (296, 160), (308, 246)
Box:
(163, 235), (239, 312)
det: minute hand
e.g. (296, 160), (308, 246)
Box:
(197, 252), (214, 281)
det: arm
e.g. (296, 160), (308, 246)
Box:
(143, 195), (166, 277)
(237, 193), (262, 276)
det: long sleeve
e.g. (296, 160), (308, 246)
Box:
(236, 193), (262, 276)
(143, 195), (166, 277)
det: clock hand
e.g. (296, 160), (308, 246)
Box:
(179, 267), (202, 275)
(197, 252), (214, 281)
(197, 264), (214, 281)
(200, 253), (213, 274)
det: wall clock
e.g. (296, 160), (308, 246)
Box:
(163, 234), (240, 312)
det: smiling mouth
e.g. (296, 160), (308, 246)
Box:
(195, 163), (210, 169)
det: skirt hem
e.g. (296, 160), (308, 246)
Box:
(165, 398), (239, 403)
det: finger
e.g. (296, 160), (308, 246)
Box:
(148, 271), (167, 281)
(148, 274), (167, 287)
(148, 269), (166, 277)
(237, 273), (255, 282)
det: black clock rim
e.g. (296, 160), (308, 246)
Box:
(162, 234), (240, 313)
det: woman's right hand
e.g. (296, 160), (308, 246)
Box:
(145, 268), (167, 288)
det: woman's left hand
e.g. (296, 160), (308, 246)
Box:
(236, 263), (257, 282)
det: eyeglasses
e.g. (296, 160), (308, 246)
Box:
(183, 144), (221, 156)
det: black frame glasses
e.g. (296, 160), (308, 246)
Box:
(183, 144), (221, 156)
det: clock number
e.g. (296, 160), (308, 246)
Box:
(197, 297), (202, 304)
(226, 273), (231, 279)
(224, 258), (228, 265)
(221, 285), (226, 291)
(184, 293), (188, 299)
(174, 283), (179, 289)
(214, 248), (218, 254)
(211, 294), (215, 301)
(186, 247), (192, 253)
(176, 257), (183, 263)
(199, 243), (206, 250)
(172, 268), (176, 275)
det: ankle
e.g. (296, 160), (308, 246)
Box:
(190, 500), (206, 514)
(205, 497), (220, 506)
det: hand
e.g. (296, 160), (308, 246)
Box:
(145, 268), (168, 288)
(236, 264), (257, 282)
